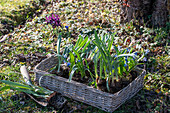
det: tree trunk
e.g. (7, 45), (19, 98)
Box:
(120, 0), (169, 27)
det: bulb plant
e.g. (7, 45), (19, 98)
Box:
(91, 31), (144, 91)
(68, 35), (93, 81)
(45, 14), (71, 38)
(52, 29), (144, 92)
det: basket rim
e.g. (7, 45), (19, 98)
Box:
(34, 55), (146, 97)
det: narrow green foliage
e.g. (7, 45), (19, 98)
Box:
(69, 65), (78, 81)
(68, 35), (91, 81)
(57, 33), (62, 54)
(0, 80), (53, 98)
(92, 31), (143, 91)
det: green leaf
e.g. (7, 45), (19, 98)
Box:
(108, 36), (114, 52)
(69, 65), (78, 81)
(119, 62), (123, 76)
(1, 80), (32, 90)
(63, 46), (68, 55)
(112, 61), (119, 80)
(69, 52), (75, 68)
(57, 34), (62, 54)
(82, 41), (90, 53)
(99, 58), (103, 77)
(54, 54), (66, 59)
(76, 36), (89, 52)
(117, 54), (135, 58)
(106, 77), (110, 92)
(84, 59), (95, 78)
(93, 53), (99, 78)
(0, 86), (11, 91)
(72, 48), (82, 62)
(9, 86), (49, 98)
(114, 45), (119, 54)
(93, 41), (107, 63)
(75, 35), (83, 49)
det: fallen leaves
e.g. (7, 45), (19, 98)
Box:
(0, 0), (169, 112)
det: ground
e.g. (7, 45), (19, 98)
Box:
(0, 0), (169, 113)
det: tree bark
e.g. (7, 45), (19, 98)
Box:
(121, 0), (168, 27)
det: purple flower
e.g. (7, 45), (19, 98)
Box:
(45, 14), (61, 28)
(114, 55), (117, 57)
(78, 60), (80, 62)
(46, 16), (51, 24)
(134, 52), (138, 56)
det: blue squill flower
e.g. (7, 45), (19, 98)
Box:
(124, 63), (128, 67)
(112, 66), (114, 69)
(143, 57), (147, 62)
(127, 48), (130, 53)
(67, 62), (71, 67)
(125, 58), (128, 63)
(63, 60), (66, 63)
(134, 52), (138, 56)
(65, 26), (69, 29)
(145, 49), (150, 55)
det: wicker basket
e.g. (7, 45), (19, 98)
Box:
(34, 56), (146, 112)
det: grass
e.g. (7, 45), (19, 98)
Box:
(0, 0), (169, 112)
(0, 0), (47, 36)
(0, 0), (31, 11)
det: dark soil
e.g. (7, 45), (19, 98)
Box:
(51, 63), (138, 94)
